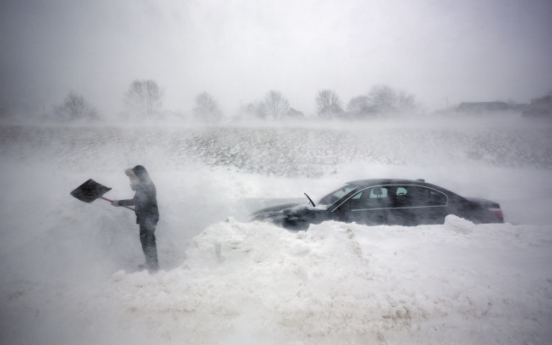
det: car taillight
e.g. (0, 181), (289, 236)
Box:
(489, 208), (504, 222)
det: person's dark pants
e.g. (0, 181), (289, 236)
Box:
(139, 221), (159, 271)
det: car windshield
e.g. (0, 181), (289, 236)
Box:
(318, 185), (357, 205)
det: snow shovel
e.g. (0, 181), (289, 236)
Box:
(70, 179), (135, 211)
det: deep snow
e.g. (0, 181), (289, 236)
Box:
(1, 118), (551, 344)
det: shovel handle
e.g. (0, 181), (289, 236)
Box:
(100, 197), (135, 211)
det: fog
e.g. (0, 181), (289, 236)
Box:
(1, 0), (551, 118)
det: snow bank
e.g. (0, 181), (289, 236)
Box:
(95, 217), (552, 345)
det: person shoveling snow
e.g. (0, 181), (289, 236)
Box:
(71, 165), (160, 273)
(111, 165), (160, 273)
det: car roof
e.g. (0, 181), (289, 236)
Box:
(346, 179), (428, 187)
(344, 179), (459, 196)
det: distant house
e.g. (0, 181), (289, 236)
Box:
(523, 94), (552, 118)
(286, 108), (305, 120)
(457, 101), (526, 114)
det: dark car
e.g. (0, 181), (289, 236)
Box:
(250, 179), (504, 230)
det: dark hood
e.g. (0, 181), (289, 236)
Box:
(132, 165), (152, 184)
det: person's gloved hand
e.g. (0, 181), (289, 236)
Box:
(111, 200), (120, 207)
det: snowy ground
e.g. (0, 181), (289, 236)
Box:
(1, 118), (552, 344)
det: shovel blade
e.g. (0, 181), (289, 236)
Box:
(70, 179), (112, 203)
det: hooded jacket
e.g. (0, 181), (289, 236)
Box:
(117, 165), (160, 225)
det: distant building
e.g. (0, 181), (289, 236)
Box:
(285, 108), (305, 120)
(457, 101), (526, 114)
(523, 94), (552, 118)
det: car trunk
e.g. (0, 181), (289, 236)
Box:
(465, 197), (504, 222)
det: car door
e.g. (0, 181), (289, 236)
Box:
(332, 186), (393, 225)
(388, 185), (449, 225)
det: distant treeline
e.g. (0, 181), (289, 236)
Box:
(38, 79), (552, 123)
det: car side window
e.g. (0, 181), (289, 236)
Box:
(426, 189), (447, 206)
(347, 186), (391, 209)
(394, 187), (411, 207)
(396, 187), (407, 195)
(369, 187), (388, 199)
(393, 186), (447, 207)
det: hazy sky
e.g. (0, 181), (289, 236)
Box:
(1, 0), (551, 117)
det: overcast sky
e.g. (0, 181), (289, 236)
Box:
(1, 0), (551, 117)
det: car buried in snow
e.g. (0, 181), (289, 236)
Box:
(250, 179), (504, 230)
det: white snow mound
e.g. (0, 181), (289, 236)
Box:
(104, 218), (552, 345)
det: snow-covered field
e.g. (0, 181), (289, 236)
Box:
(1, 117), (552, 344)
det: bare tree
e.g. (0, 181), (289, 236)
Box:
(367, 85), (417, 114)
(124, 79), (163, 119)
(316, 89), (343, 118)
(52, 92), (99, 122)
(263, 90), (290, 120)
(193, 92), (222, 123)
(238, 101), (267, 120)
(346, 95), (372, 116)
